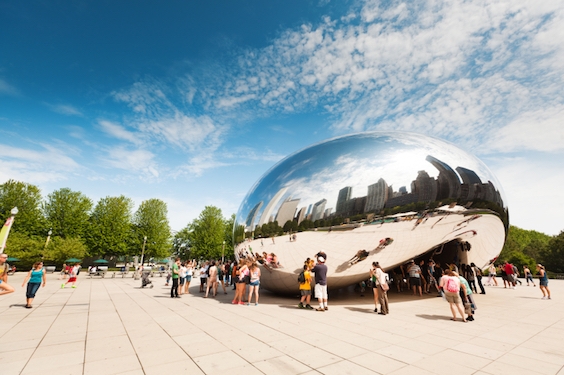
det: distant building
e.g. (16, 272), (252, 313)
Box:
(336, 186), (352, 215)
(365, 178), (389, 213)
(295, 207), (307, 224)
(245, 201), (263, 230)
(426, 155), (461, 200)
(275, 197), (300, 227)
(456, 166), (482, 201)
(258, 187), (288, 227)
(311, 199), (327, 221)
(323, 207), (333, 219)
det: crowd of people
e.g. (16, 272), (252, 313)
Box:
(0, 249), (554, 321)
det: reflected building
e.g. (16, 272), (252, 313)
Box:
(245, 201), (263, 231)
(426, 155), (461, 200)
(365, 178), (389, 213)
(295, 207), (307, 224)
(258, 187), (287, 226)
(336, 187), (352, 215)
(311, 199), (327, 221)
(275, 197), (300, 226)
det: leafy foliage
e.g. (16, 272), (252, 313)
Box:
(131, 199), (172, 260)
(0, 180), (46, 235)
(44, 188), (92, 239)
(86, 196), (133, 258)
(189, 206), (226, 260)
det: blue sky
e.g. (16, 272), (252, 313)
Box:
(1, 0), (563, 235)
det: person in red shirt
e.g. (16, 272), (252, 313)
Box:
(504, 261), (516, 289)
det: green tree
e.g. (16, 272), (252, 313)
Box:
(3, 232), (44, 269)
(172, 226), (193, 259)
(131, 199), (171, 260)
(498, 226), (551, 269)
(190, 206), (226, 260)
(544, 231), (564, 273)
(44, 237), (87, 265)
(223, 213), (236, 260)
(0, 179), (46, 235)
(44, 188), (92, 239)
(87, 196), (133, 258)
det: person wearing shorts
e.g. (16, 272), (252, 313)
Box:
(298, 264), (313, 309)
(312, 256), (328, 311)
(537, 264), (551, 299)
(407, 260), (423, 296)
(0, 254), (14, 296)
(440, 269), (466, 322)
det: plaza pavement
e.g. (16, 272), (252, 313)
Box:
(1, 272), (563, 375)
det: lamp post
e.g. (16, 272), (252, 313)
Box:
(140, 236), (147, 267)
(222, 240), (226, 264)
(42, 228), (52, 259)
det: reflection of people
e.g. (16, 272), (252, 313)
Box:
(0, 253), (14, 296)
(22, 261), (46, 308)
(348, 250), (369, 265)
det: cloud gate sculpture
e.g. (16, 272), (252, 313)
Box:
(234, 132), (508, 294)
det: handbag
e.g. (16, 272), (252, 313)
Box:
(380, 282), (390, 291)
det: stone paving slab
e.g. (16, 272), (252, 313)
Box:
(1, 272), (562, 375)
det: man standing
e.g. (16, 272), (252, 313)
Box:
(0, 253), (14, 295)
(171, 258), (180, 298)
(407, 260), (423, 297)
(504, 261), (516, 289)
(312, 255), (328, 311)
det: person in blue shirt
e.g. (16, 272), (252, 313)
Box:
(22, 261), (46, 308)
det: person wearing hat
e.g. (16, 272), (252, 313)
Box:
(312, 255), (328, 311)
(0, 253), (15, 296)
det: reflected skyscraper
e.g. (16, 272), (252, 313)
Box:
(311, 199), (327, 221)
(258, 187), (287, 226)
(365, 178), (389, 213)
(426, 155), (461, 200)
(245, 201), (263, 230)
(336, 187), (352, 214)
(275, 197), (300, 226)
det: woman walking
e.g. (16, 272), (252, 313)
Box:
(247, 262), (261, 305)
(537, 264), (551, 299)
(370, 262), (389, 315)
(22, 262), (46, 308)
(184, 260), (193, 294)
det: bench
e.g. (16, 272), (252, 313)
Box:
(87, 266), (108, 278)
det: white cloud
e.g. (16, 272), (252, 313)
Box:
(488, 105), (564, 153)
(0, 143), (80, 184)
(101, 146), (159, 178)
(98, 120), (144, 146)
(0, 78), (20, 96)
(49, 104), (83, 117)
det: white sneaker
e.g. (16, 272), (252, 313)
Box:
(542, 296), (547, 300)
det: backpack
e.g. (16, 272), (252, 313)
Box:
(297, 271), (306, 284)
(446, 277), (459, 293)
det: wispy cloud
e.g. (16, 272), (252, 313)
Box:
(0, 143), (80, 184)
(101, 146), (159, 179)
(98, 120), (144, 146)
(178, 0), (564, 153)
(0, 78), (20, 96)
(48, 104), (83, 117)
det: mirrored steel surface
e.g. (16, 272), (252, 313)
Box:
(234, 132), (509, 294)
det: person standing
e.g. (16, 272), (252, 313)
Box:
(370, 262), (389, 315)
(171, 258), (180, 298)
(440, 269), (466, 322)
(205, 261), (218, 298)
(247, 262), (261, 305)
(298, 264), (313, 309)
(471, 263), (486, 294)
(407, 260), (423, 297)
(312, 256), (328, 311)
(0, 253), (14, 296)
(537, 264), (551, 299)
(199, 263), (208, 293)
(184, 261), (193, 294)
(22, 261), (46, 308)
(523, 266), (535, 287)
(178, 262), (187, 295)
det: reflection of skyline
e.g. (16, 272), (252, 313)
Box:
(248, 154), (504, 230)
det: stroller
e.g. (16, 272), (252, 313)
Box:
(141, 270), (153, 288)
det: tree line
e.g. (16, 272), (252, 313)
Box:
(0, 179), (235, 268)
(498, 226), (564, 274)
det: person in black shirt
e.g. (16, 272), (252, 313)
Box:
(312, 256), (328, 311)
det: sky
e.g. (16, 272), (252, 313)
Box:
(1, 0), (563, 236)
